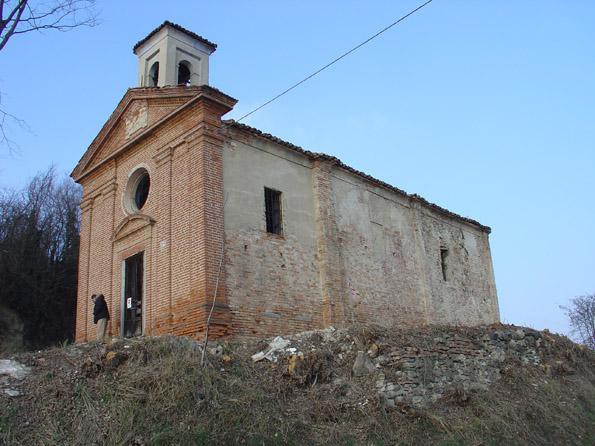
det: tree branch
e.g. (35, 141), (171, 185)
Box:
(0, 0), (98, 152)
(0, 0), (28, 52)
(0, 1), (97, 52)
(0, 107), (28, 154)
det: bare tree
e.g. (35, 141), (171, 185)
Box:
(0, 167), (81, 349)
(561, 294), (595, 349)
(0, 0), (98, 151)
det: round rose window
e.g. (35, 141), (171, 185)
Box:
(124, 168), (150, 213)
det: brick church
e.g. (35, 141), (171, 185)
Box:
(72, 21), (499, 342)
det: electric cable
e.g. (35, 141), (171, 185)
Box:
(234, 0), (434, 123)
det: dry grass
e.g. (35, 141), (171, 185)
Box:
(1, 327), (594, 445)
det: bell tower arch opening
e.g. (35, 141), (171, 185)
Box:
(148, 61), (159, 86)
(177, 60), (192, 85)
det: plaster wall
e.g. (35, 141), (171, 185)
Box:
(331, 171), (428, 327)
(330, 169), (499, 327)
(221, 129), (498, 336)
(417, 208), (499, 325)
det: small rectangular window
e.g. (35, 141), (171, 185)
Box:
(264, 187), (283, 235)
(440, 247), (449, 281)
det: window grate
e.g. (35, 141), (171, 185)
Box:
(264, 187), (282, 235)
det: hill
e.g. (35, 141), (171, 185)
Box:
(1, 324), (594, 445)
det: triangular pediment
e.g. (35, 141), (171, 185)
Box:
(71, 86), (201, 181)
(71, 85), (237, 182)
(113, 214), (155, 241)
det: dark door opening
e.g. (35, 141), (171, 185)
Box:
(123, 252), (143, 338)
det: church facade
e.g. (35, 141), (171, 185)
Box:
(72, 22), (499, 342)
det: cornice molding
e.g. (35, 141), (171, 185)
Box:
(113, 213), (156, 242)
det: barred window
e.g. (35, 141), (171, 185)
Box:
(264, 187), (282, 235)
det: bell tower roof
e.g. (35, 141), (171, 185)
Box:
(133, 20), (217, 54)
(133, 21), (216, 88)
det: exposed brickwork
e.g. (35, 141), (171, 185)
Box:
(222, 132), (324, 338)
(73, 86), (235, 342)
(311, 159), (347, 326)
(224, 230), (323, 337)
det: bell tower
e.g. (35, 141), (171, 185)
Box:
(133, 21), (217, 87)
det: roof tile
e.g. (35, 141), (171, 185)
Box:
(133, 20), (217, 53)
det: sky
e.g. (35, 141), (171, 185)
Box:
(0, 0), (593, 336)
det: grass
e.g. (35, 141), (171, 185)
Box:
(1, 328), (594, 445)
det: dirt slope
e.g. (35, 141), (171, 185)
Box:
(1, 324), (594, 445)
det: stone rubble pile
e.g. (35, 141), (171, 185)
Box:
(0, 359), (31, 397)
(251, 325), (554, 408)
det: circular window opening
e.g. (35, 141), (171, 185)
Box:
(134, 172), (150, 209)
(125, 168), (150, 213)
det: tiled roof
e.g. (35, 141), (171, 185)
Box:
(133, 21), (217, 53)
(224, 120), (491, 233)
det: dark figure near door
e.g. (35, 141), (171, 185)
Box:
(92, 293), (110, 342)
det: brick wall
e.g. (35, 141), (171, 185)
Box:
(74, 86), (235, 342)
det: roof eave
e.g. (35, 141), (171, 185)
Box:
(223, 120), (492, 234)
(132, 20), (217, 54)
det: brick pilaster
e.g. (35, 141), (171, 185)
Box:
(75, 198), (93, 342)
(152, 145), (175, 335)
(312, 159), (347, 326)
(170, 97), (234, 338)
(101, 179), (117, 339)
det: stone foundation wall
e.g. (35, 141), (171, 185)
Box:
(373, 327), (544, 407)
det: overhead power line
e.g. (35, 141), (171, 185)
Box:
(234, 0), (434, 123)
